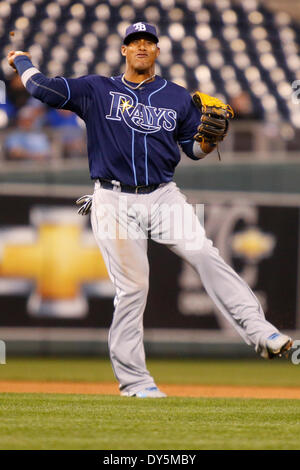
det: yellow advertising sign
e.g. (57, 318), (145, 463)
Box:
(0, 207), (113, 318)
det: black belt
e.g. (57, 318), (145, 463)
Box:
(97, 178), (161, 194)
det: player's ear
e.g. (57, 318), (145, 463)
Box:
(155, 46), (160, 59)
(121, 45), (127, 57)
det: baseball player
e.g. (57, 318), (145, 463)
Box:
(8, 22), (293, 398)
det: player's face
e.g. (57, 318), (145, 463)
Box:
(121, 36), (160, 73)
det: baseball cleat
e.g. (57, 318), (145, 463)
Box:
(121, 386), (167, 398)
(259, 333), (293, 359)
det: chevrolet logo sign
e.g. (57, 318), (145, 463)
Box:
(0, 206), (114, 318)
(232, 227), (276, 263)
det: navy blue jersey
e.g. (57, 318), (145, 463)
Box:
(62, 74), (200, 185)
(14, 57), (201, 185)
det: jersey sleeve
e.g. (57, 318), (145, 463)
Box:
(176, 94), (201, 145)
(59, 76), (93, 118)
(13, 55), (93, 119)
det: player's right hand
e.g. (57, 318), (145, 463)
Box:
(76, 195), (93, 216)
(7, 50), (32, 71)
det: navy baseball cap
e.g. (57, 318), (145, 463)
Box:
(123, 22), (159, 45)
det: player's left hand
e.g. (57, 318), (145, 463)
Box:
(76, 195), (93, 215)
(192, 92), (234, 153)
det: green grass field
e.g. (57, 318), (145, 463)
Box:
(1, 357), (300, 386)
(1, 357), (300, 450)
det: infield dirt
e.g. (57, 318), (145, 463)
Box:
(1, 381), (300, 399)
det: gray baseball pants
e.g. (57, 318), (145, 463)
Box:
(91, 180), (278, 395)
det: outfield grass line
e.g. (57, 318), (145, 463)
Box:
(1, 380), (300, 399)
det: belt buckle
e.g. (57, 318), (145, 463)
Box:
(135, 185), (145, 194)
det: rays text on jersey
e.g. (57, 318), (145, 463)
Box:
(106, 91), (177, 133)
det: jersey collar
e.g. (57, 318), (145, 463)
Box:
(113, 74), (165, 91)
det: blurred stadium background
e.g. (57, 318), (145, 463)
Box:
(0, 0), (299, 358)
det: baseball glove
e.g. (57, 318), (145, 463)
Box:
(192, 92), (234, 160)
(76, 194), (93, 215)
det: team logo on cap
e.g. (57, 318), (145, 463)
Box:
(133, 22), (146, 31)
